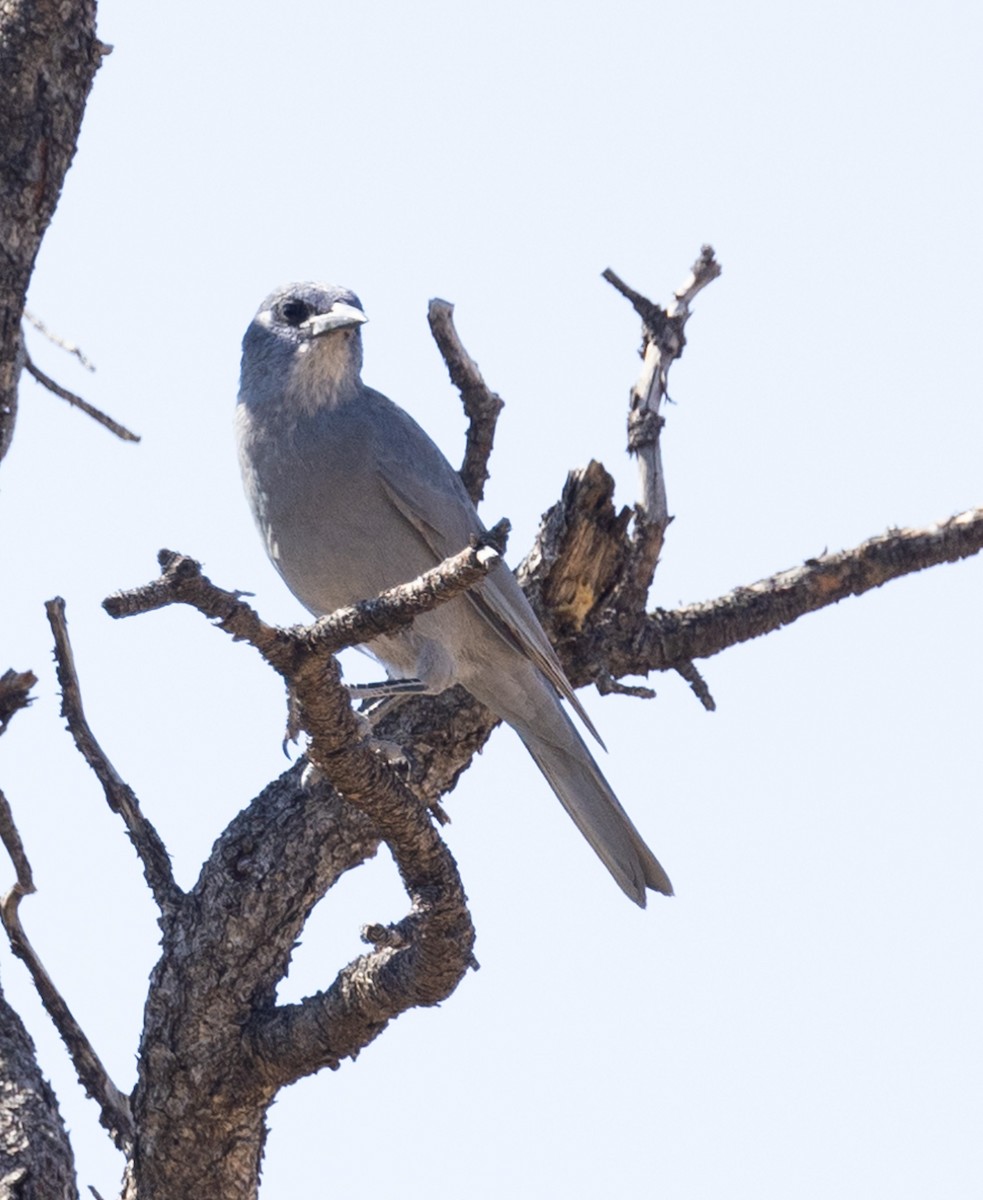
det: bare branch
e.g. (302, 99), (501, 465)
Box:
(428, 298), (505, 505)
(0, 790), (34, 895)
(0, 790), (134, 1152)
(44, 599), (179, 914)
(23, 310), (96, 371)
(598, 507), (983, 677)
(673, 661), (716, 711)
(24, 353), (140, 443)
(103, 550), (282, 654)
(103, 547), (491, 1098)
(245, 713), (476, 1086)
(517, 461), (983, 711)
(595, 674), (656, 700)
(604, 247), (722, 604)
(126, 768), (383, 1194)
(104, 531), (508, 673)
(600, 268), (665, 329)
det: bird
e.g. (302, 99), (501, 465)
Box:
(235, 282), (672, 906)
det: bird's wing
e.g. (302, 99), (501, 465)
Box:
(469, 566), (605, 747)
(375, 417), (604, 747)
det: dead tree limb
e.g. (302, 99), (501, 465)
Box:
(618, 506), (983, 673)
(93, 541), (508, 1197)
(0, 674), (82, 1198)
(428, 297), (505, 505)
(0, 0), (107, 463)
(604, 245), (722, 605)
(45, 599), (178, 914)
(0, 788), (135, 1153)
(24, 353), (140, 443)
(519, 461), (983, 692)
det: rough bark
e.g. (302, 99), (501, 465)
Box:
(0, 0), (105, 462)
(0, 4), (106, 1191)
(0, 984), (78, 1200)
(97, 548), (498, 1198)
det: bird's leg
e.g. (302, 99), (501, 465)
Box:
(354, 690), (412, 730)
(281, 679), (303, 756)
(345, 677), (427, 699)
(342, 687), (416, 769)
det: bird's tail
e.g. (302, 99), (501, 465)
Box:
(472, 672), (672, 906)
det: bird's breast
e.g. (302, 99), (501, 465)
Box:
(238, 398), (437, 619)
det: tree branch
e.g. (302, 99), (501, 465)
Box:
(23, 309), (96, 371)
(596, 506), (983, 677)
(96, 544), (510, 1190)
(0, 0), (107, 463)
(0, 669), (80, 1197)
(428, 298), (505, 506)
(603, 246), (722, 607)
(45, 599), (180, 914)
(517, 454), (983, 703)
(25, 351), (140, 443)
(104, 533), (508, 671)
(127, 766), (381, 1197)
(0, 789), (135, 1154)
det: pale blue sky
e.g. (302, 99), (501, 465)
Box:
(2, 2), (982, 1196)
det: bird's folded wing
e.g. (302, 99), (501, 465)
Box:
(377, 465), (604, 748)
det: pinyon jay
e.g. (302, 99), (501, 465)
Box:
(236, 282), (672, 905)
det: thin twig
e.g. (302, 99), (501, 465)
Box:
(45, 598), (180, 913)
(674, 661), (716, 711)
(25, 352), (140, 442)
(594, 673), (656, 700)
(600, 269), (665, 331)
(0, 789), (135, 1150)
(0, 791), (33, 895)
(427, 298), (504, 506)
(23, 309), (96, 371)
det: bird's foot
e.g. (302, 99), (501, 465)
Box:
(346, 677), (427, 700)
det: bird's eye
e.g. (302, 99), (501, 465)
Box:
(280, 298), (311, 326)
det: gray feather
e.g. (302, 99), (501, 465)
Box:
(236, 282), (672, 905)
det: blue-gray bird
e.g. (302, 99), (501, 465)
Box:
(236, 282), (672, 906)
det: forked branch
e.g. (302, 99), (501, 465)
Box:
(101, 537), (509, 1091)
(598, 506), (983, 677)
(0, 792), (134, 1151)
(45, 599), (178, 913)
(604, 245), (722, 606)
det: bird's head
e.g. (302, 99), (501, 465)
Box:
(240, 283), (369, 413)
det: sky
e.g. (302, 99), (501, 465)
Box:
(2, 1), (982, 1196)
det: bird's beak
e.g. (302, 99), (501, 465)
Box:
(304, 303), (369, 337)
